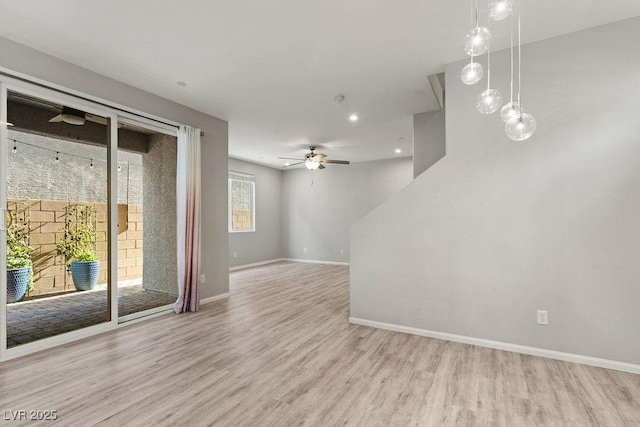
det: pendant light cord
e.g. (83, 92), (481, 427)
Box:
(509, 14), (514, 102)
(469, 0), (475, 65)
(517, 0), (522, 113)
(487, 44), (491, 89)
(474, 0), (479, 28)
(471, 0), (475, 27)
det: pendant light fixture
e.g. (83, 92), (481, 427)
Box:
(505, 103), (536, 141)
(464, 0), (491, 57)
(476, 44), (502, 114)
(461, 60), (483, 85)
(461, 0), (484, 85)
(500, 15), (520, 122)
(505, 3), (536, 141)
(489, 0), (513, 21)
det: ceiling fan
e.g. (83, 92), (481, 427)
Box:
(278, 146), (350, 170)
(49, 106), (86, 125)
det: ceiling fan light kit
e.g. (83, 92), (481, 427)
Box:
(463, 0), (537, 141)
(278, 146), (350, 171)
(305, 157), (321, 170)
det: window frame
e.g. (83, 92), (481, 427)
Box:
(228, 171), (256, 233)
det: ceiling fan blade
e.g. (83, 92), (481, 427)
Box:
(278, 157), (304, 160)
(284, 162), (304, 167)
(318, 163), (326, 169)
(62, 114), (86, 125)
(49, 107), (86, 125)
(323, 159), (350, 164)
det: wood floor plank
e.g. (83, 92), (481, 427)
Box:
(0, 260), (638, 426)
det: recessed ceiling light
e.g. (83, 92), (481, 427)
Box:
(176, 81), (187, 87)
(395, 148), (402, 154)
(349, 114), (358, 122)
(285, 162), (290, 166)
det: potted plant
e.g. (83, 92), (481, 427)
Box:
(6, 221), (34, 303)
(56, 205), (100, 291)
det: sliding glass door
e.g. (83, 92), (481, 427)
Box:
(0, 77), (180, 359)
(116, 119), (178, 321)
(0, 82), (118, 356)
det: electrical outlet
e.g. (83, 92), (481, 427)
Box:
(233, 252), (237, 258)
(303, 247), (307, 253)
(200, 274), (206, 284)
(537, 310), (548, 326)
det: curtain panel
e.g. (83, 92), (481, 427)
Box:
(174, 125), (201, 313)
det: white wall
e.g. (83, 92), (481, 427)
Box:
(282, 157), (413, 263)
(350, 17), (640, 365)
(0, 36), (229, 299)
(228, 158), (282, 267)
(413, 110), (446, 178)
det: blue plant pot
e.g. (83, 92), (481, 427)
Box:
(7, 267), (31, 303)
(71, 260), (100, 291)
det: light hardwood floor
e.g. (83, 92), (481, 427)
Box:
(1, 261), (639, 426)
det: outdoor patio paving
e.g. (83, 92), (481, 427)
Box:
(7, 285), (176, 348)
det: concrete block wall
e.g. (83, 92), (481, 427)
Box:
(231, 209), (252, 231)
(116, 204), (144, 282)
(7, 198), (142, 297)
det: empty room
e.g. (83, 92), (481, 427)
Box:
(0, 1), (639, 425)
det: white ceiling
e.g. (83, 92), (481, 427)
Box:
(0, 1), (639, 168)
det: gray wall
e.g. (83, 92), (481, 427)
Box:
(350, 17), (640, 365)
(413, 110), (445, 178)
(0, 36), (229, 299)
(282, 158), (413, 263)
(143, 134), (177, 294)
(228, 158), (282, 267)
(7, 130), (143, 204)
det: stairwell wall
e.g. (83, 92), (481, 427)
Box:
(413, 110), (446, 178)
(350, 17), (640, 365)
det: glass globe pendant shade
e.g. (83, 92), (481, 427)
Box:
(505, 113), (537, 141)
(500, 101), (521, 123)
(461, 61), (483, 85)
(464, 27), (491, 56)
(476, 88), (503, 114)
(489, 0), (513, 21)
(305, 158), (320, 170)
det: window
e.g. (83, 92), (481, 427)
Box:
(228, 172), (255, 232)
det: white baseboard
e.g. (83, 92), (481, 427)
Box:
(229, 259), (285, 271)
(349, 317), (640, 375)
(284, 258), (350, 266)
(200, 293), (230, 305)
(228, 258), (349, 271)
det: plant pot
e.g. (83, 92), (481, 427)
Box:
(7, 267), (31, 303)
(71, 260), (100, 291)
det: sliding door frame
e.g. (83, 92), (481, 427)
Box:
(0, 74), (179, 362)
(116, 116), (177, 323)
(0, 82), (8, 358)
